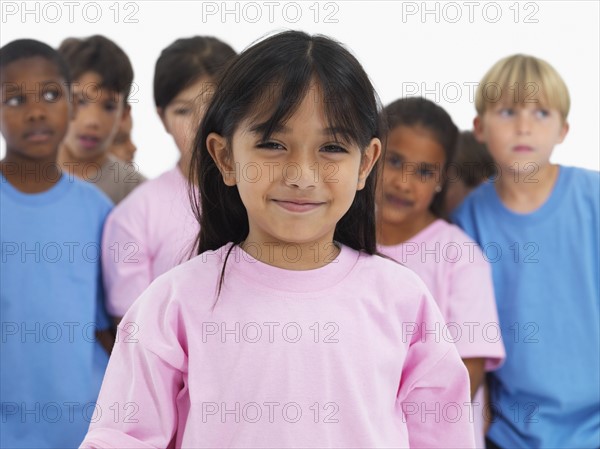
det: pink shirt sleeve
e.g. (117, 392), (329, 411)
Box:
(81, 278), (185, 448)
(446, 239), (505, 371)
(101, 197), (153, 318)
(398, 293), (476, 449)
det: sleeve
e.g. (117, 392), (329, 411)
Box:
(447, 231), (506, 371)
(80, 279), (186, 448)
(398, 293), (476, 449)
(101, 198), (153, 318)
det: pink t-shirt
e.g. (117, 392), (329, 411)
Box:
(101, 167), (199, 317)
(81, 244), (475, 448)
(379, 219), (505, 448)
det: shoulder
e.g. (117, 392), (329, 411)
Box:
(451, 181), (496, 226)
(69, 176), (113, 215)
(357, 251), (432, 296)
(133, 244), (231, 308)
(106, 168), (177, 222)
(565, 165), (600, 192)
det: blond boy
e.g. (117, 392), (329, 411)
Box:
(453, 54), (599, 449)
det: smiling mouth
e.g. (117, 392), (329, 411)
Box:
(272, 199), (325, 213)
(385, 194), (413, 208)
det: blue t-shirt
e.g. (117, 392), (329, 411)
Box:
(453, 166), (600, 448)
(1, 173), (113, 448)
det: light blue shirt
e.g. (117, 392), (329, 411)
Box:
(1, 173), (112, 448)
(453, 166), (600, 448)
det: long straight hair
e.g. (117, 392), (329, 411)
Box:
(189, 31), (384, 290)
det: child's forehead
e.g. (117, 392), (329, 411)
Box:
(1, 56), (63, 85)
(72, 70), (122, 97)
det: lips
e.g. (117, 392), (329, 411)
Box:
(513, 145), (534, 153)
(272, 199), (325, 213)
(385, 193), (413, 208)
(24, 128), (53, 143)
(78, 135), (101, 150)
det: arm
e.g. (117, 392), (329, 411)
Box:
(81, 283), (185, 448)
(463, 357), (485, 399)
(398, 296), (475, 449)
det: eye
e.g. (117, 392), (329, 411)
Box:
(535, 108), (550, 118)
(42, 89), (60, 102)
(418, 167), (436, 179)
(498, 108), (514, 117)
(256, 141), (284, 150)
(4, 95), (24, 106)
(103, 101), (118, 112)
(385, 153), (403, 169)
(320, 144), (348, 153)
(174, 107), (192, 116)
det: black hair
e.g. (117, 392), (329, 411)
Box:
(0, 39), (71, 85)
(58, 35), (133, 102)
(453, 131), (496, 187)
(382, 97), (458, 219)
(153, 36), (236, 109)
(189, 31), (383, 291)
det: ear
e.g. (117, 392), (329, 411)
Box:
(157, 107), (170, 134)
(557, 120), (569, 144)
(473, 116), (486, 143)
(357, 137), (382, 191)
(206, 132), (236, 186)
(119, 103), (131, 126)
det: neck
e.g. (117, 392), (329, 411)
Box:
(377, 212), (437, 246)
(177, 156), (191, 179)
(240, 239), (341, 270)
(495, 163), (559, 213)
(0, 153), (61, 194)
(57, 143), (109, 180)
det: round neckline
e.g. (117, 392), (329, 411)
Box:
(0, 171), (72, 206)
(486, 165), (570, 223)
(227, 242), (362, 294)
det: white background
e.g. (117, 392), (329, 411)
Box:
(1, 0), (599, 179)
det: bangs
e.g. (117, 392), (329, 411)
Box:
(240, 73), (374, 150)
(476, 54), (570, 120)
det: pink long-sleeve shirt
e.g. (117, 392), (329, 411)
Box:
(101, 167), (199, 317)
(379, 219), (506, 448)
(82, 244), (476, 448)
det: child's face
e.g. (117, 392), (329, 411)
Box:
(0, 57), (71, 161)
(208, 88), (380, 249)
(377, 126), (445, 227)
(159, 77), (212, 161)
(475, 102), (568, 175)
(62, 71), (126, 161)
(109, 112), (136, 162)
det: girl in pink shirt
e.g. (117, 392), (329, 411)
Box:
(101, 37), (236, 321)
(376, 98), (505, 447)
(81, 32), (475, 448)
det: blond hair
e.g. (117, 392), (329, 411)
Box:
(475, 54), (570, 122)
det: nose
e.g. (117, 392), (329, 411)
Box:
(516, 110), (531, 135)
(391, 163), (415, 193)
(78, 103), (100, 129)
(26, 102), (47, 122)
(283, 154), (317, 190)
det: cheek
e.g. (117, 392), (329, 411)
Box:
(415, 183), (437, 205)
